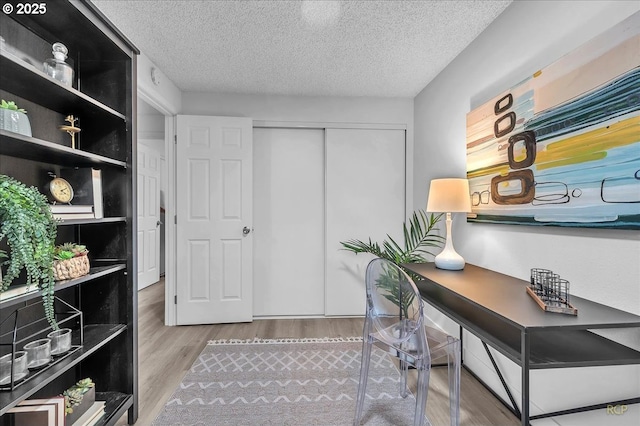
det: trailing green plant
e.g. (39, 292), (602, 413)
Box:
(0, 249), (6, 277)
(0, 99), (27, 113)
(340, 210), (444, 315)
(0, 174), (58, 329)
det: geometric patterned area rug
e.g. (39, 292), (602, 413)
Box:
(151, 337), (417, 426)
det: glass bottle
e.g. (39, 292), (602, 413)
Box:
(43, 42), (74, 86)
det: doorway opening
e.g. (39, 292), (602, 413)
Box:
(136, 90), (177, 325)
(137, 97), (166, 291)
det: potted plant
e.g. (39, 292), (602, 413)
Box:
(0, 174), (58, 329)
(340, 210), (444, 315)
(53, 243), (90, 281)
(0, 99), (32, 137)
(340, 210), (444, 269)
(63, 378), (95, 424)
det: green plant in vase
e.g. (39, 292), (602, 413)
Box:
(54, 243), (88, 260)
(0, 99), (27, 113)
(0, 99), (32, 137)
(63, 378), (95, 414)
(0, 174), (58, 329)
(340, 210), (444, 314)
(53, 242), (89, 281)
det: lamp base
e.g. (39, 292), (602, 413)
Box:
(434, 212), (465, 270)
(434, 252), (465, 270)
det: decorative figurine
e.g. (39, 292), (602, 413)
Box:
(59, 115), (81, 149)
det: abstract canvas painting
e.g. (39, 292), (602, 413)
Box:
(466, 12), (640, 229)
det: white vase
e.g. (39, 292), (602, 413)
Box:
(0, 109), (32, 137)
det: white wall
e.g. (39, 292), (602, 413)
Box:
(138, 114), (165, 141)
(414, 2), (640, 425)
(182, 92), (414, 213)
(137, 53), (182, 115)
(136, 53), (180, 286)
(182, 92), (412, 124)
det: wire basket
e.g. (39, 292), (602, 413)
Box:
(528, 268), (577, 315)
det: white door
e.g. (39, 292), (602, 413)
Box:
(253, 128), (325, 316)
(176, 115), (253, 325)
(137, 142), (161, 290)
(325, 128), (406, 316)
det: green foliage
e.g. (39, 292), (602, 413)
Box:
(54, 243), (88, 260)
(340, 210), (444, 316)
(63, 378), (95, 414)
(0, 99), (27, 113)
(340, 210), (444, 267)
(0, 175), (58, 329)
(374, 263), (417, 319)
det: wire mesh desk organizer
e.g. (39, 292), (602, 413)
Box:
(354, 258), (460, 426)
(0, 297), (83, 390)
(527, 268), (578, 315)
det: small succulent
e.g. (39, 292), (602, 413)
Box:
(0, 99), (27, 113)
(63, 378), (95, 414)
(54, 243), (88, 261)
(63, 388), (83, 413)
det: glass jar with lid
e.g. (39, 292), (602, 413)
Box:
(43, 42), (74, 86)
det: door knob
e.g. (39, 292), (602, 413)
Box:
(243, 226), (251, 235)
(156, 220), (163, 227)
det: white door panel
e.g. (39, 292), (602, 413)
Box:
(253, 128), (325, 316)
(176, 115), (253, 325)
(137, 143), (161, 290)
(325, 128), (406, 316)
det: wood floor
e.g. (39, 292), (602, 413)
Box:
(118, 280), (518, 425)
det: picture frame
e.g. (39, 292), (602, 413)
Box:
(466, 11), (640, 229)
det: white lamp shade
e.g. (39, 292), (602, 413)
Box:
(426, 178), (471, 213)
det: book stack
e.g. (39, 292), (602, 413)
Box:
(6, 396), (65, 425)
(50, 168), (103, 220)
(50, 203), (95, 220)
(7, 397), (106, 426)
(70, 401), (105, 426)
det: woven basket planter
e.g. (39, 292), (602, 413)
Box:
(53, 256), (90, 281)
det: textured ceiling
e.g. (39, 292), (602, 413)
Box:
(92, 0), (511, 97)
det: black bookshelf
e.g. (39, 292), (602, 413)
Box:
(0, 1), (138, 424)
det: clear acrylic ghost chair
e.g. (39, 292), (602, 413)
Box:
(354, 258), (461, 426)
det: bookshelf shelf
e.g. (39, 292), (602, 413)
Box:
(0, 51), (126, 120)
(0, 265), (127, 309)
(0, 130), (126, 168)
(98, 392), (133, 426)
(56, 217), (127, 226)
(0, 324), (127, 416)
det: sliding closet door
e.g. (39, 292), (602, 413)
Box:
(325, 128), (405, 316)
(253, 128), (325, 316)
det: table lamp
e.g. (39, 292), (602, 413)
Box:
(426, 178), (471, 270)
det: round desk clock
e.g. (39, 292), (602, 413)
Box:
(49, 176), (74, 204)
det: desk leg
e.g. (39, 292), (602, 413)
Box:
(459, 325), (464, 365)
(521, 331), (530, 426)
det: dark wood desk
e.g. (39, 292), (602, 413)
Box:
(403, 262), (640, 426)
